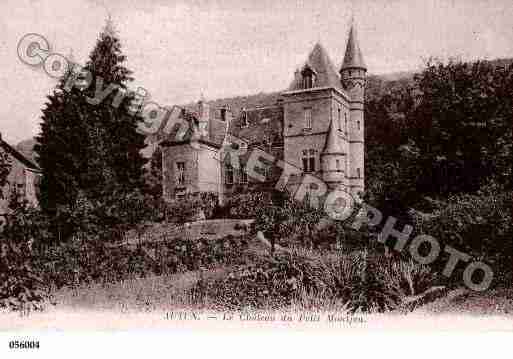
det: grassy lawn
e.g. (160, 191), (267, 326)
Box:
(51, 267), (233, 312)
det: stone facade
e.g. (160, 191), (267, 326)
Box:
(160, 24), (366, 201)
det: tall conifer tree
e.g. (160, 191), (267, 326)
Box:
(81, 18), (147, 199)
(35, 58), (90, 213)
(36, 17), (147, 217)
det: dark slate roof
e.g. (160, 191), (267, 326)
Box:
(322, 118), (344, 154)
(0, 138), (40, 172)
(341, 25), (366, 70)
(160, 108), (227, 149)
(171, 92), (284, 149)
(229, 105), (283, 148)
(288, 42), (342, 91)
(15, 138), (38, 164)
(182, 92), (282, 118)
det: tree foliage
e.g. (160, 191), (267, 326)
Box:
(35, 18), (148, 241)
(0, 148), (11, 197)
(80, 19), (147, 199)
(365, 59), (513, 212)
(147, 145), (163, 198)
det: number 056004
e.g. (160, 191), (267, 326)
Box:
(9, 340), (40, 349)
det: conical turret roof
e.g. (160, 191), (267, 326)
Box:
(288, 42), (341, 91)
(322, 118), (344, 154)
(341, 24), (366, 70)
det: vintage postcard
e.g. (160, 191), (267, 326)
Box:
(1, 0), (512, 356)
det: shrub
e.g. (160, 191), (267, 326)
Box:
(189, 249), (437, 312)
(0, 205), (50, 311)
(36, 234), (251, 289)
(414, 190), (513, 285)
(222, 191), (273, 219)
(160, 192), (218, 224)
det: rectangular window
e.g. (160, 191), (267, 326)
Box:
(304, 108), (312, 129)
(241, 111), (248, 127)
(357, 120), (361, 131)
(344, 113), (348, 135)
(357, 168), (361, 178)
(264, 165), (271, 181)
(309, 157), (315, 172)
(16, 182), (25, 198)
(176, 162), (185, 185)
(225, 164), (234, 184)
(303, 73), (313, 89)
(302, 157), (309, 173)
(239, 164), (248, 184)
(338, 108), (342, 131)
(336, 159), (340, 171)
(302, 149), (316, 173)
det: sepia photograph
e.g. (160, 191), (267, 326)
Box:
(0, 0), (512, 356)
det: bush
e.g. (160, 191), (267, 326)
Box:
(222, 191), (273, 219)
(415, 190), (513, 285)
(189, 249), (436, 312)
(36, 234), (251, 289)
(160, 192), (218, 224)
(0, 205), (50, 311)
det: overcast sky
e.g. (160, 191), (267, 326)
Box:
(1, 0), (513, 143)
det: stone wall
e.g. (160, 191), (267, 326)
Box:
(162, 143), (199, 200)
(162, 142), (223, 201)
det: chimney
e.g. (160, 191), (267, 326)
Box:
(198, 96), (210, 123)
(220, 105), (232, 122)
(197, 96), (209, 136)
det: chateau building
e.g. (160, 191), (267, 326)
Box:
(159, 24), (367, 201)
(0, 132), (41, 224)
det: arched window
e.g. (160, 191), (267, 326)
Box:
(337, 108), (342, 131)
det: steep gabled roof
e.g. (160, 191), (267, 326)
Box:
(322, 118), (344, 154)
(341, 24), (366, 70)
(289, 42), (342, 91)
(0, 138), (40, 172)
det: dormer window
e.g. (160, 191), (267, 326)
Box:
(241, 110), (248, 127)
(301, 66), (315, 89)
